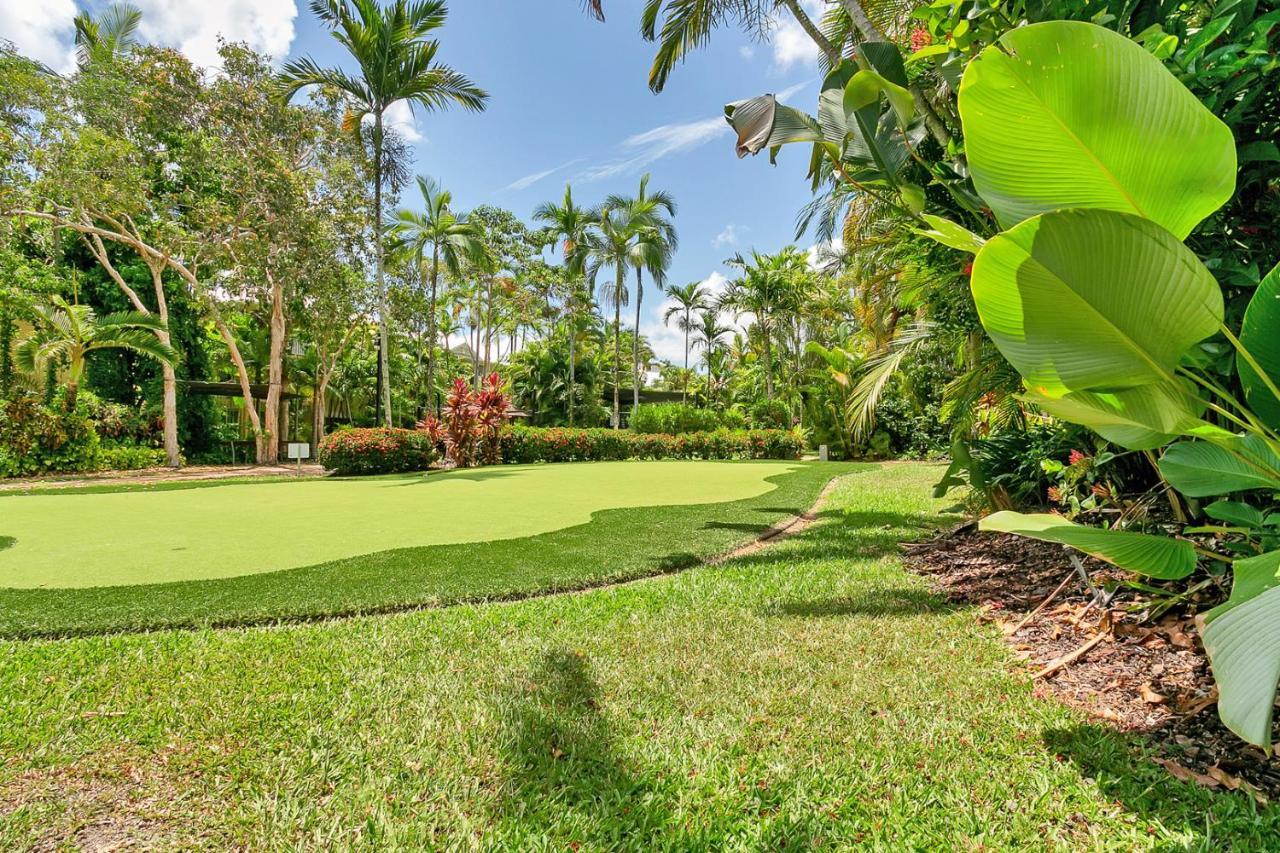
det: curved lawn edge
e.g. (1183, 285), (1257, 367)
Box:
(0, 461), (866, 640)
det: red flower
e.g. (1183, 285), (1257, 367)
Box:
(910, 26), (933, 52)
(1068, 449), (1088, 466)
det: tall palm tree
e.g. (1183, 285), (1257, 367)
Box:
(662, 281), (710, 404)
(17, 296), (177, 412)
(390, 176), (481, 414)
(586, 205), (637, 428)
(73, 2), (143, 68)
(534, 184), (598, 426)
(693, 309), (733, 406)
(605, 174), (677, 415)
(280, 0), (488, 427)
(721, 247), (807, 402)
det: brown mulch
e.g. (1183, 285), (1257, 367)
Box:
(903, 525), (1280, 802)
(0, 463), (327, 492)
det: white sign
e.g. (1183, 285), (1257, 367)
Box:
(287, 443), (311, 460)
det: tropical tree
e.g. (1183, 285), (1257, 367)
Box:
(586, 202), (646, 427)
(721, 247), (806, 402)
(280, 0), (488, 426)
(73, 2), (143, 68)
(693, 310), (733, 406)
(534, 184), (598, 426)
(16, 296), (177, 412)
(662, 281), (710, 403)
(604, 175), (677, 415)
(390, 176), (481, 414)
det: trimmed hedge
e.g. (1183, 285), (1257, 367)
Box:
(318, 428), (439, 476)
(499, 426), (804, 464)
(629, 403), (746, 435)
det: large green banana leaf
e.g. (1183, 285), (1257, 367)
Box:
(971, 209), (1223, 397)
(1159, 435), (1280, 496)
(979, 512), (1196, 579)
(1239, 262), (1280, 429)
(1201, 549), (1280, 745)
(958, 21), (1236, 239)
(1020, 383), (1203, 451)
(724, 95), (821, 160)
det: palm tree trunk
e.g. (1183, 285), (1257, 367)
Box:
(612, 263), (622, 429)
(682, 311), (690, 405)
(632, 267), (642, 413)
(780, 0), (839, 63)
(763, 324), (775, 402)
(568, 317), (576, 427)
(374, 110), (392, 427)
(262, 271), (285, 465)
(427, 243), (440, 414)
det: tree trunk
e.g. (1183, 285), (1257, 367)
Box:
(612, 263), (622, 429)
(427, 243), (440, 415)
(312, 375), (326, 448)
(64, 379), (79, 412)
(374, 110), (392, 427)
(682, 316), (690, 405)
(780, 0), (839, 63)
(632, 267), (643, 413)
(145, 261), (181, 468)
(763, 325), (775, 402)
(214, 314), (264, 450)
(261, 272), (285, 465)
(568, 315), (576, 427)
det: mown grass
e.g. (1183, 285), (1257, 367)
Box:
(3, 463), (1276, 849)
(0, 461), (847, 638)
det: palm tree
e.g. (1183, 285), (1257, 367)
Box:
(693, 310), (732, 406)
(605, 174), (677, 416)
(534, 184), (598, 426)
(390, 176), (481, 414)
(721, 247), (807, 402)
(73, 2), (143, 68)
(586, 204), (642, 428)
(280, 0), (488, 427)
(16, 296), (177, 412)
(662, 282), (710, 404)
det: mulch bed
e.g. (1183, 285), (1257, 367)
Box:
(903, 525), (1280, 802)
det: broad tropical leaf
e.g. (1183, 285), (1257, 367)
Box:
(1201, 549), (1280, 745)
(971, 209), (1222, 397)
(1239, 261), (1280, 429)
(915, 214), (985, 254)
(958, 21), (1236, 239)
(1159, 436), (1280, 496)
(980, 511), (1197, 580)
(1021, 383), (1203, 451)
(724, 94), (821, 159)
(1204, 500), (1267, 529)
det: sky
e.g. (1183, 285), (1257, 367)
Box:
(1, 0), (831, 364)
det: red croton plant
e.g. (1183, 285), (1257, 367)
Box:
(420, 374), (513, 468)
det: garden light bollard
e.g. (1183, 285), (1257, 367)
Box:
(818, 444), (829, 462)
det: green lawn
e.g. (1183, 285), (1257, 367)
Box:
(0, 460), (803, 588)
(3, 462), (1275, 849)
(0, 460), (844, 637)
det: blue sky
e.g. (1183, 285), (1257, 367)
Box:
(3, 0), (829, 362)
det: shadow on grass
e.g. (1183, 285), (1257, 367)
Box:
(1040, 725), (1276, 843)
(0, 536), (13, 552)
(495, 649), (824, 847)
(388, 468), (522, 485)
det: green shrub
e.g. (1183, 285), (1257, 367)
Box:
(749, 399), (791, 430)
(96, 442), (172, 471)
(630, 403), (749, 434)
(500, 426), (803, 464)
(317, 428), (439, 476)
(0, 394), (100, 478)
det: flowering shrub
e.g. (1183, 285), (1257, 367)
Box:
(0, 393), (100, 478)
(499, 426), (804, 464)
(317, 428), (438, 476)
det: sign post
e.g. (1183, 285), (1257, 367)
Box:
(287, 442), (310, 476)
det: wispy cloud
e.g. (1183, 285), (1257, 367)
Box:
(713, 224), (744, 249)
(500, 158), (584, 193)
(577, 116), (730, 182)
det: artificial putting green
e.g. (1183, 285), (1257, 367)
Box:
(0, 460), (800, 589)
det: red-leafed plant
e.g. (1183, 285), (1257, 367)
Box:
(415, 413), (444, 450)
(474, 372), (514, 465)
(441, 378), (481, 468)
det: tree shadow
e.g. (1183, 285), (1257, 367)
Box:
(493, 648), (825, 847)
(1041, 725), (1274, 844)
(0, 536), (13, 552)
(389, 468), (522, 485)
(702, 520), (774, 534)
(760, 587), (952, 618)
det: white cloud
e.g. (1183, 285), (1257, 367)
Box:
(577, 116), (729, 182)
(770, 0), (823, 70)
(712, 224), (743, 249)
(739, 45), (755, 61)
(383, 99), (423, 143)
(642, 270), (734, 365)
(134, 0), (298, 68)
(1, 0), (77, 73)
(500, 158), (583, 193)
(775, 79), (812, 104)
(807, 237), (845, 271)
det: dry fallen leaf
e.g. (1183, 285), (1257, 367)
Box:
(1154, 758), (1220, 789)
(1139, 684), (1167, 705)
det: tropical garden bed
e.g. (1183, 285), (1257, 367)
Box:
(907, 526), (1280, 801)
